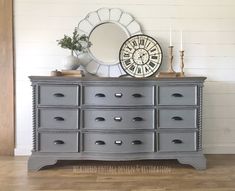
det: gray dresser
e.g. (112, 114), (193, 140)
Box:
(28, 76), (207, 171)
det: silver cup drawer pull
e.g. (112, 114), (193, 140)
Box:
(114, 117), (122, 121)
(115, 93), (123, 98)
(114, 140), (123, 145)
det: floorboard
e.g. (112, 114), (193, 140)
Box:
(0, 155), (234, 191)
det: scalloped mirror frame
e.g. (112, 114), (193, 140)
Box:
(77, 8), (142, 77)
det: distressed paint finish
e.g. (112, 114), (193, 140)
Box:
(28, 76), (206, 171)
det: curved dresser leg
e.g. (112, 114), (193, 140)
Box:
(28, 156), (58, 171)
(177, 155), (207, 170)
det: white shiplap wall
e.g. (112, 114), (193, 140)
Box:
(14, 0), (235, 155)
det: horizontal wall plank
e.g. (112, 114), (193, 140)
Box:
(14, 17), (81, 31)
(15, 27), (235, 45)
(204, 106), (235, 119)
(204, 94), (235, 106)
(203, 129), (235, 144)
(142, 18), (235, 32)
(183, 57), (235, 69)
(14, 16), (235, 32)
(14, 3), (235, 19)
(14, 0), (235, 6)
(204, 82), (235, 94)
(203, 144), (235, 154)
(203, 118), (235, 131)
(185, 69), (235, 82)
(15, 42), (235, 57)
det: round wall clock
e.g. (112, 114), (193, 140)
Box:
(119, 34), (163, 78)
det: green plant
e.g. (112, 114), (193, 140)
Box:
(57, 27), (92, 56)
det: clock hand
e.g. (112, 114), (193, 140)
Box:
(140, 55), (144, 64)
(138, 53), (143, 60)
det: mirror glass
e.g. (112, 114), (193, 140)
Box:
(89, 22), (129, 65)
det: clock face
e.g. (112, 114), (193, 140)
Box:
(119, 34), (163, 77)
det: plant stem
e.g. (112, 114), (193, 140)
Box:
(74, 51), (79, 57)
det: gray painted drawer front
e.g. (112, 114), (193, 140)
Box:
(83, 109), (154, 129)
(83, 86), (154, 106)
(38, 109), (79, 129)
(83, 132), (154, 153)
(158, 109), (197, 128)
(159, 132), (197, 152)
(39, 132), (79, 152)
(39, 85), (79, 105)
(158, 86), (197, 105)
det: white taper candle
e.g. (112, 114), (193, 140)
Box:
(170, 27), (172, 46)
(180, 31), (183, 50)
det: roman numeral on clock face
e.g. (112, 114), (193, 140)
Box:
(132, 40), (137, 47)
(125, 59), (131, 66)
(149, 62), (156, 68)
(126, 46), (132, 51)
(150, 48), (156, 52)
(144, 66), (150, 73)
(151, 55), (158, 59)
(146, 42), (151, 48)
(140, 39), (145, 46)
(129, 65), (136, 72)
(124, 53), (130, 58)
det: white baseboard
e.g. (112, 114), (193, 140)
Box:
(14, 144), (235, 156)
(14, 146), (31, 156)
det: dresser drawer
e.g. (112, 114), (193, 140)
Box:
(83, 86), (154, 106)
(38, 85), (79, 106)
(39, 132), (79, 152)
(159, 132), (197, 152)
(83, 132), (154, 153)
(158, 109), (197, 129)
(83, 109), (154, 129)
(38, 109), (79, 129)
(158, 86), (197, 105)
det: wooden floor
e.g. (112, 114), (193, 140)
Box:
(0, 155), (235, 191)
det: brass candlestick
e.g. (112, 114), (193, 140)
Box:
(179, 50), (185, 77)
(168, 46), (175, 73)
(158, 46), (176, 77)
